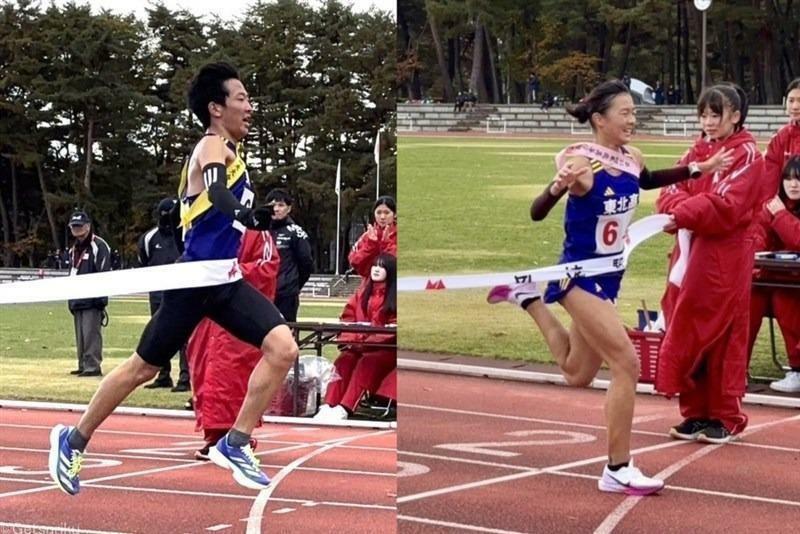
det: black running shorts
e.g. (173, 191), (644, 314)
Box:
(136, 279), (285, 367)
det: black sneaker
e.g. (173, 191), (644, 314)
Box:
(78, 370), (102, 377)
(194, 444), (211, 461)
(697, 421), (734, 444)
(669, 418), (711, 441)
(170, 382), (190, 393)
(69, 369), (84, 375)
(144, 379), (173, 389)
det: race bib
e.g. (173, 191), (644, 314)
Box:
(595, 211), (633, 254)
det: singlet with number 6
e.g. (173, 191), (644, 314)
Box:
(178, 134), (255, 261)
(561, 159), (639, 261)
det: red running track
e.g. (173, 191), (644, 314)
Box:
(398, 370), (800, 534)
(0, 408), (396, 533)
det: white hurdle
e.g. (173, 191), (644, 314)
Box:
(662, 118), (688, 137)
(397, 113), (415, 132)
(485, 117), (507, 134)
(569, 120), (592, 135)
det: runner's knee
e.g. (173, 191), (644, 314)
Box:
(606, 345), (639, 381)
(564, 372), (594, 388)
(261, 326), (298, 369)
(132, 354), (161, 383)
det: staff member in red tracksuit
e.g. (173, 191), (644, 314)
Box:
(748, 156), (800, 393)
(762, 79), (800, 205)
(314, 253), (396, 421)
(657, 84), (764, 444)
(187, 228), (280, 459)
(348, 196), (396, 279)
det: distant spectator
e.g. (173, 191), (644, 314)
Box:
(528, 73), (541, 103)
(66, 210), (110, 377)
(655, 81), (665, 105)
(314, 254), (397, 421)
(667, 85), (676, 105)
(59, 248), (70, 269)
(267, 189), (313, 322)
(540, 92), (556, 110)
(111, 249), (122, 270)
(622, 74), (631, 89)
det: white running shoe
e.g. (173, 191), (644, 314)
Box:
(769, 371), (800, 393)
(597, 459), (664, 496)
(486, 282), (542, 308)
(312, 404), (334, 420)
(313, 404), (348, 422)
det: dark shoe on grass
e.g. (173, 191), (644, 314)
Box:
(144, 379), (173, 389)
(171, 382), (190, 393)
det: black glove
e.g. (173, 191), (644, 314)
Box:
(235, 205), (273, 230)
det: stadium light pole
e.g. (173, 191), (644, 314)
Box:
(694, 0), (712, 90)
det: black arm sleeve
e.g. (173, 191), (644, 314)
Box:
(530, 183), (567, 221)
(203, 162), (249, 219)
(638, 166), (692, 190)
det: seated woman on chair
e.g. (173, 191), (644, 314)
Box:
(748, 156), (800, 393)
(315, 254), (397, 421)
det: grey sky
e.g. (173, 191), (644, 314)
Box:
(51, 0), (395, 22)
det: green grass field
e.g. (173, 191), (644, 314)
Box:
(0, 297), (343, 408)
(398, 135), (785, 379)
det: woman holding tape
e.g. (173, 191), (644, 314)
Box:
(488, 80), (731, 495)
(657, 84), (763, 444)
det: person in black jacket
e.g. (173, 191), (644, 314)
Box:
(67, 210), (111, 377)
(138, 197), (191, 392)
(266, 189), (313, 321)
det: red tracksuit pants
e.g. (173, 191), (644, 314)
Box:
(326, 350), (396, 411)
(748, 287), (800, 368)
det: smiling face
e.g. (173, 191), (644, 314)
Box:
(210, 78), (252, 141)
(593, 93), (636, 146)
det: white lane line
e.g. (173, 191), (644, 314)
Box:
(0, 523), (129, 534)
(272, 508), (295, 514)
(400, 403), (667, 438)
(72, 483), (395, 510)
(593, 412), (800, 534)
(0, 432), (382, 500)
(245, 430), (394, 534)
(631, 414), (665, 424)
(0, 446), (394, 478)
(546, 470), (800, 508)
(398, 515), (528, 534)
(399, 451), (537, 472)
(206, 525), (232, 531)
(397, 438), (703, 504)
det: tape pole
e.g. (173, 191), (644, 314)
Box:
(398, 214), (669, 292)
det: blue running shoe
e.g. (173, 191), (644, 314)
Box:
(48, 424), (83, 496)
(208, 434), (270, 490)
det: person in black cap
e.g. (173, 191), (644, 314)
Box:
(67, 210), (111, 377)
(265, 188), (313, 321)
(137, 197), (190, 392)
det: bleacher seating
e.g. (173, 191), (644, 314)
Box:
(398, 103), (788, 138)
(300, 274), (362, 298)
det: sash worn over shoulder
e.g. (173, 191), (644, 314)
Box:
(555, 142), (641, 176)
(178, 138), (248, 231)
